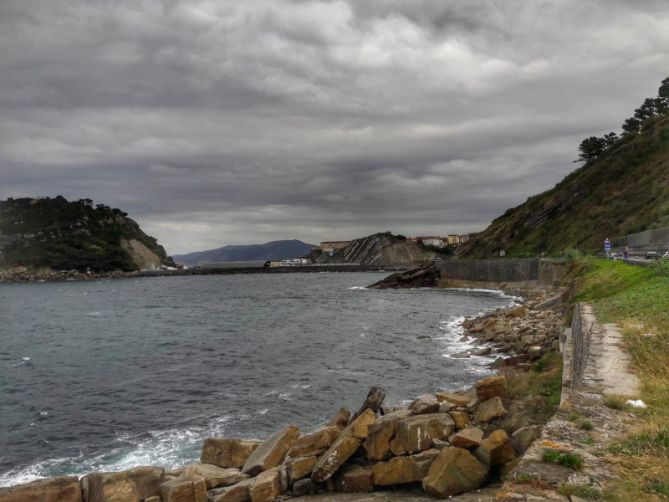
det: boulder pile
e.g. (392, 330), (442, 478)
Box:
(0, 374), (547, 502)
(454, 299), (564, 367)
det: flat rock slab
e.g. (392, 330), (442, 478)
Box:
(201, 439), (262, 469)
(289, 485), (501, 502)
(0, 476), (81, 502)
(242, 425), (300, 475)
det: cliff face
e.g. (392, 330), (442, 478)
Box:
(312, 232), (434, 266)
(0, 197), (174, 272)
(458, 116), (669, 257)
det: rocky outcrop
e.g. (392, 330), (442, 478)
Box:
(201, 439), (262, 469)
(0, 476), (81, 502)
(368, 265), (441, 289)
(81, 466), (165, 502)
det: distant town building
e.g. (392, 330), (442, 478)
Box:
(407, 233), (474, 247)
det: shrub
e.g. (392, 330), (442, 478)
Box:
(542, 449), (583, 469)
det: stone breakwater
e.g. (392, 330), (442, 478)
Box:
(0, 266), (138, 283)
(0, 298), (565, 502)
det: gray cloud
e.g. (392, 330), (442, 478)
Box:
(1, 0), (669, 253)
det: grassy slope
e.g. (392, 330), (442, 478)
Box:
(576, 258), (669, 499)
(459, 116), (669, 258)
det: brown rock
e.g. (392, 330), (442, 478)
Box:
(311, 435), (360, 482)
(291, 478), (318, 496)
(451, 427), (484, 449)
(475, 375), (507, 401)
(346, 408), (377, 439)
(449, 411), (470, 430)
(507, 306), (528, 318)
(335, 464), (374, 492)
(201, 439), (262, 469)
(249, 468), (280, 502)
(474, 430), (516, 466)
(474, 397), (507, 423)
(362, 412), (408, 460)
(422, 447), (488, 498)
(327, 408), (351, 430)
(242, 425), (300, 476)
(159, 476), (206, 502)
(511, 425), (542, 455)
(435, 392), (471, 407)
(390, 413), (454, 455)
(351, 386), (385, 421)
(372, 449), (439, 486)
(288, 426), (341, 457)
(0, 476), (81, 502)
(145, 497), (161, 502)
(180, 464), (248, 490)
(286, 456), (318, 484)
(82, 466), (165, 502)
(408, 394), (440, 415)
(207, 479), (254, 502)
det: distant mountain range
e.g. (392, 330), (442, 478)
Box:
(173, 239), (316, 266)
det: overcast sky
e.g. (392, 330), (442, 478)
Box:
(1, 1), (669, 254)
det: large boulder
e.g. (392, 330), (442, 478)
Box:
(473, 430), (516, 466)
(372, 449), (439, 486)
(351, 387), (385, 421)
(448, 411), (470, 430)
(409, 394), (440, 415)
(180, 464), (248, 490)
(286, 456), (318, 484)
(311, 409), (377, 482)
(435, 392), (471, 407)
(422, 447), (488, 498)
(0, 476), (81, 502)
(451, 427), (484, 449)
(201, 439), (262, 469)
(327, 408), (351, 430)
(288, 426), (341, 457)
(475, 375), (507, 401)
(159, 476), (206, 502)
(362, 410), (410, 460)
(249, 468), (280, 502)
(390, 413), (454, 455)
(335, 464), (374, 492)
(242, 425), (300, 476)
(81, 466), (165, 502)
(474, 397), (507, 423)
(292, 479), (318, 497)
(207, 479), (254, 502)
(511, 425), (542, 455)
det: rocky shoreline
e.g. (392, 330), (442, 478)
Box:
(0, 266), (139, 284)
(0, 291), (566, 502)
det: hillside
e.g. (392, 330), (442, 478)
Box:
(173, 239), (315, 266)
(459, 115), (669, 257)
(0, 196), (174, 272)
(310, 232), (434, 266)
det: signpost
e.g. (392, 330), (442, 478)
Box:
(604, 237), (611, 257)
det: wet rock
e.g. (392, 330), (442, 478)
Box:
(242, 425), (300, 476)
(207, 479), (254, 502)
(249, 468), (280, 502)
(450, 351), (471, 359)
(82, 466), (165, 502)
(390, 413), (454, 455)
(451, 427), (484, 449)
(289, 426), (341, 457)
(409, 394), (440, 415)
(181, 464), (248, 490)
(422, 447), (488, 498)
(0, 476), (81, 502)
(201, 439), (262, 469)
(474, 347), (492, 356)
(475, 375), (507, 401)
(159, 476), (206, 502)
(327, 408), (352, 430)
(372, 449), (439, 486)
(286, 456), (318, 484)
(474, 430), (516, 466)
(474, 397), (508, 423)
(511, 425), (542, 455)
(449, 411), (470, 430)
(335, 464), (374, 492)
(292, 478), (318, 497)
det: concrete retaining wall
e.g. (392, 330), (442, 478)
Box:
(434, 258), (566, 288)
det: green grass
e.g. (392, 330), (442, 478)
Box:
(542, 449), (583, 469)
(578, 419), (594, 431)
(575, 258), (669, 500)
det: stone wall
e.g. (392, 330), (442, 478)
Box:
(434, 258), (565, 289)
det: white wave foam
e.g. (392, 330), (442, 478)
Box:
(347, 286), (367, 290)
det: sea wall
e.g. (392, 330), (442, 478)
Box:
(434, 258), (566, 289)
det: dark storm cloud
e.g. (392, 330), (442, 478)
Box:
(1, 0), (669, 253)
